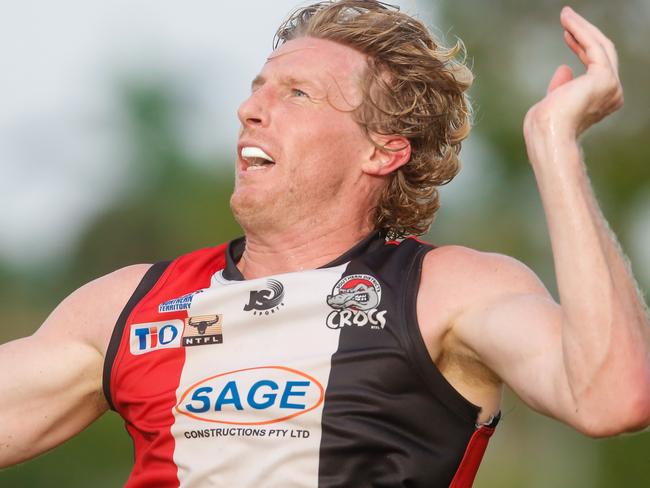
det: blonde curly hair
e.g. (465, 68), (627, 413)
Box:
(275, 0), (473, 238)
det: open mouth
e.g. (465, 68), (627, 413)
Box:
(241, 146), (275, 172)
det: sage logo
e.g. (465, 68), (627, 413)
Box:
(176, 366), (324, 425)
(243, 279), (285, 316)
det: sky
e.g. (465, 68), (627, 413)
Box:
(1, 1), (648, 288)
(0, 0), (429, 265)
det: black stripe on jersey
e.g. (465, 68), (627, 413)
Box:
(323, 231), (387, 268)
(401, 244), (483, 424)
(223, 237), (245, 280)
(318, 238), (483, 488)
(102, 261), (171, 410)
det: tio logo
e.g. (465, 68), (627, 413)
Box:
(129, 320), (183, 355)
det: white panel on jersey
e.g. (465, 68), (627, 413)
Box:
(171, 264), (347, 487)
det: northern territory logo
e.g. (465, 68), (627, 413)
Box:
(243, 279), (285, 316)
(158, 289), (204, 313)
(326, 274), (387, 330)
(183, 314), (223, 346)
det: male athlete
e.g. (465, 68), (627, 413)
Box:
(1, 1), (649, 487)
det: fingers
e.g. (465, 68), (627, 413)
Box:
(560, 7), (619, 75)
(566, 7), (619, 70)
(563, 30), (588, 66)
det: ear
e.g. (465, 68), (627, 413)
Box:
(361, 135), (411, 176)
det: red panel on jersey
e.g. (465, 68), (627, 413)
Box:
(448, 424), (497, 488)
(109, 244), (228, 487)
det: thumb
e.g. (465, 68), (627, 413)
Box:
(547, 64), (573, 94)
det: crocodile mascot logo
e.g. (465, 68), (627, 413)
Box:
(326, 274), (387, 330)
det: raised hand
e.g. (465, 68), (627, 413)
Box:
(524, 6), (624, 140)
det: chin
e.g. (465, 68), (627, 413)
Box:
(230, 190), (278, 232)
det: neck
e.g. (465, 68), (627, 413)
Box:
(237, 218), (375, 279)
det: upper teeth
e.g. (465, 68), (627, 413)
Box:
(241, 146), (274, 165)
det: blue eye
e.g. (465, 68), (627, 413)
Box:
(292, 88), (308, 98)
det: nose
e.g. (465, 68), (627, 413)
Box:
(237, 87), (270, 129)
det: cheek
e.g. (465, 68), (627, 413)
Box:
(297, 118), (369, 161)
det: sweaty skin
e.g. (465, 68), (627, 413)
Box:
(1, 6), (649, 470)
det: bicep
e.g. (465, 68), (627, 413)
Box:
(451, 261), (581, 427)
(458, 293), (570, 410)
(0, 264), (150, 467)
(0, 332), (107, 467)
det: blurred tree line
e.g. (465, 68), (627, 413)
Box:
(0, 80), (243, 487)
(433, 1), (650, 487)
(1, 0), (649, 486)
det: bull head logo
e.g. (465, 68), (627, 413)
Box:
(187, 315), (219, 335)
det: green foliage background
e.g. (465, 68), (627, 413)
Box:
(1, 1), (649, 486)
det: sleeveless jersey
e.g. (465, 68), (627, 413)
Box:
(103, 232), (498, 487)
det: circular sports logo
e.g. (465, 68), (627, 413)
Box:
(326, 274), (381, 312)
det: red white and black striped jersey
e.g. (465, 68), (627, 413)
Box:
(103, 232), (498, 487)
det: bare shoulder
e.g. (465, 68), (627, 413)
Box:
(0, 264), (153, 466)
(421, 244), (551, 303)
(36, 264), (153, 355)
(417, 245), (556, 419)
(417, 244), (552, 360)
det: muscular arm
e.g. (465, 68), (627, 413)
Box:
(0, 264), (150, 467)
(443, 8), (650, 436)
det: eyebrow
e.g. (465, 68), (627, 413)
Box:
(250, 74), (323, 93)
(251, 75), (265, 90)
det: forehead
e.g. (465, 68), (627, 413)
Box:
(263, 37), (367, 100)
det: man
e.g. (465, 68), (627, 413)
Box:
(1, 1), (649, 487)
